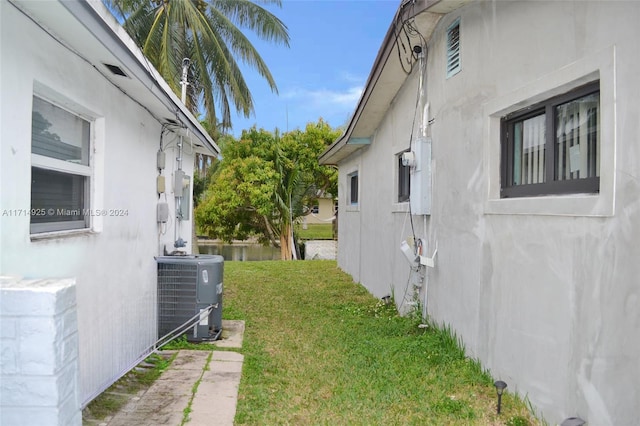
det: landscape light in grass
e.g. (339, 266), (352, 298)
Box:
(561, 417), (586, 426)
(493, 380), (507, 414)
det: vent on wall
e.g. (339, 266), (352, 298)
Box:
(103, 63), (128, 77)
(446, 18), (461, 78)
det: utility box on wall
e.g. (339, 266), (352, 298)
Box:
(410, 136), (432, 215)
(174, 171), (191, 220)
(156, 255), (223, 341)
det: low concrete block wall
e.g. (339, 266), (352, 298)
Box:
(305, 240), (337, 260)
(0, 277), (81, 426)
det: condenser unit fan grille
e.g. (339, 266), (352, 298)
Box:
(158, 262), (198, 336)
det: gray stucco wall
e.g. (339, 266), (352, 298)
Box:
(338, 71), (421, 304)
(336, 1), (640, 424)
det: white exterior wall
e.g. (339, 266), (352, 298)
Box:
(0, 2), (196, 406)
(0, 278), (80, 426)
(337, 1), (640, 424)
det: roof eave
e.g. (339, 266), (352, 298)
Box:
(320, 0), (473, 165)
(60, 0), (220, 155)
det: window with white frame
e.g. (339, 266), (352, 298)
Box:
(348, 171), (358, 206)
(31, 95), (91, 233)
(446, 18), (461, 78)
(397, 151), (410, 203)
(501, 82), (600, 198)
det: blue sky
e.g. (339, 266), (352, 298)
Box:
(229, 0), (399, 137)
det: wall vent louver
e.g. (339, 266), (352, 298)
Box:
(103, 63), (128, 77)
(446, 18), (461, 78)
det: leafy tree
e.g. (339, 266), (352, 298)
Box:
(193, 159), (215, 208)
(196, 120), (340, 259)
(104, 0), (289, 131)
(193, 133), (233, 208)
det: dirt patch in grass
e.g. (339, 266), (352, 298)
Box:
(82, 352), (176, 425)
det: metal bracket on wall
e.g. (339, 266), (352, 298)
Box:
(419, 241), (437, 268)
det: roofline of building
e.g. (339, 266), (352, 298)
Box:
(320, 0), (471, 165)
(60, 0), (220, 155)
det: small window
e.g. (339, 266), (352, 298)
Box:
(311, 205), (319, 214)
(398, 152), (410, 203)
(31, 96), (91, 233)
(446, 18), (461, 78)
(348, 171), (359, 206)
(501, 82), (600, 197)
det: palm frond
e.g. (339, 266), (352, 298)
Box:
(190, 16), (244, 125)
(104, 0), (289, 129)
(206, 6), (279, 93)
(210, 0), (289, 46)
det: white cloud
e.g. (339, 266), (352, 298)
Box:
(284, 85), (363, 110)
(340, 71), (366, 84)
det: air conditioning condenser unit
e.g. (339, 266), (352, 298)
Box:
(156, 254), (223, 341)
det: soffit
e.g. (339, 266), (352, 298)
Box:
(350, 11), (442, 140)
(10, 0), (219, 154)
(320, 0), (474, 165)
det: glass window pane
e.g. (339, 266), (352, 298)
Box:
(349, 173), (358, 205)
(31, 167), (86, 225)
(32, 96), (90, 165)
(512, 114), (546, 185)
(555, 93), (599, 181)
(501, 82), (599, 198)
(398, 155), (410, 203)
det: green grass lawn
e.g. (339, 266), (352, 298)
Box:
(296, 223), (334, 240)
(222, 261), (541, 426)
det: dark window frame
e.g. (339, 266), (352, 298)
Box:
(348, 171), (358, 206)
(397, 152), (410, 203)
(501, 81), (600, 198)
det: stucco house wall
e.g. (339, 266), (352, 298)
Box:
(337, 71), (421, 301)
(327, 1), (640, 424)
(0, 0), (216, 415)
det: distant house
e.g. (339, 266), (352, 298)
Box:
(320, 1), (640, 425)
(0, 1), (218, 424)
(302, 193), (336, 226)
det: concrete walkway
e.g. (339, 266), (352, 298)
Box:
(103, 320), (245, 426)
(190, 351), (243, 425)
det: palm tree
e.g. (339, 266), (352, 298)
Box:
(105, 0), (289, 131)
